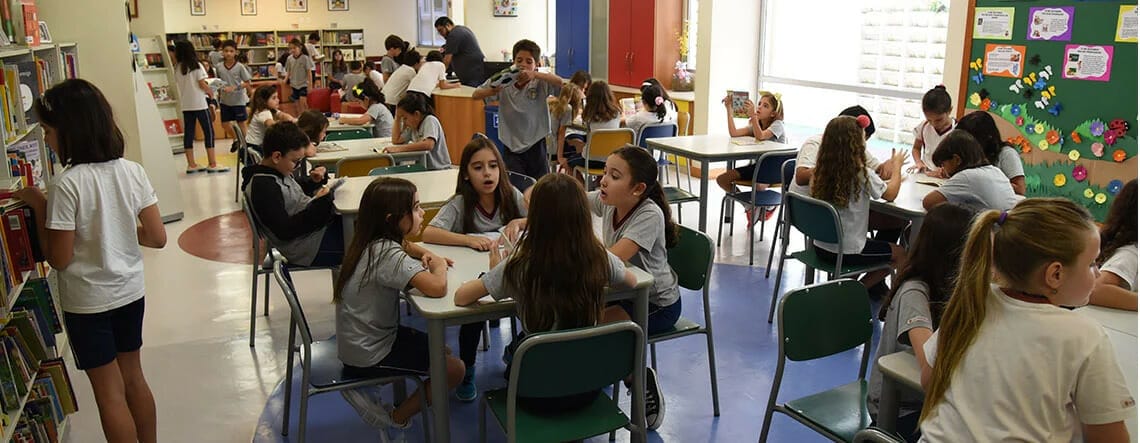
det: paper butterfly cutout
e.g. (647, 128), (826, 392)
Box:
(1047, 102), (1062, 117)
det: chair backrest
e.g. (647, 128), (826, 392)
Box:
(241, 196), (262, 248)
(511, 321), (645, 398)
(325, 128), (372, 141)
(667, 224), (713, 291)
(784, 191), (843, 245)
(853, 427), (906, 443)
(676, 111), (691, 136)
(369, 163), (427, 175)
(779, 279), (872, 362)
(272, 260), (315, 348)
(508, 171), (537, 193)
(636, 122), (677, 149)
(229, 122), (253, 166)
(780, 158), (796, 189)
(337, 154), (396, 177)
(749, 151), (797, 185)
(583, 128), (635, 162)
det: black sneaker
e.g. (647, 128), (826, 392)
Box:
(644, 367), (665, 430)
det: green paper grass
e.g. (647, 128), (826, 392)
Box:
(1023, 160), (1112, 222)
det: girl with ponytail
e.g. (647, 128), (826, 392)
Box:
(626, 83), (677, 137)
(919, 198), (1133, 442)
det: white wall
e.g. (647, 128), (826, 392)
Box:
(693, 0), (760, 135)
(463, 0), (550, 62)
(943, 0), (969, 114)
(161, 0), (418, 57)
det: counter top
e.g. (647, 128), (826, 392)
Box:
(608, 83), (695, 102)
(432, 85), (482, 99)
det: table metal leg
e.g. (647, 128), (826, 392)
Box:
(427, 319), (450, 442)
(341, 214), (355, 250)
(878, 376), (900, 433)
(631, 287), (649, 443)
(698, 162), (710, 233)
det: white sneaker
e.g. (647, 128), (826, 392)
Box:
(341, 388), (410, 430)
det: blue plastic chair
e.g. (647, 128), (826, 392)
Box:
(638, 122), (697, 223)
(717, 151), (797, 265)
(765, 159), (798, 277)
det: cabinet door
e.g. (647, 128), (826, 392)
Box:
(607, 0), (632, 86)
(627, 0), (656, 84)
(567, 0), (591, 74)
(555, 0), (575, 78)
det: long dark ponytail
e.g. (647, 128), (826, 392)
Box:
(640, 84), (668, 121)
(613, 145), (677, 248)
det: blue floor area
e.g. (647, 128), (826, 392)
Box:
(253, 261), (885, 442)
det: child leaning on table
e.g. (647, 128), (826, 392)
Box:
(383, 92), (451, 170)
(455, 173), (636, 413)
(338, 80), (394, 138)
(716, 90), (786, 222)
(335, 177), (466, 432)
(918, 198), (1134, 442)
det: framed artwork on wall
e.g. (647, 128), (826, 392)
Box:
(493, 0), (518, 17)
(190, 0), (205, 16)
(286, 0), (307, 13)
(241, 0), (257, 16)
(127, 0), (138, 18)
(328, 0), (347, 12)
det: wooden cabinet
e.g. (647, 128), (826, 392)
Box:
(607, 0), (682, 88)
(554, 0), (591, 78)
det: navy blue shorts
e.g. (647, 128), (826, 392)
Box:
(219, 104), (248, 122)
(343, 325), (431, 377)
(618, 298), (682, 336)
(64, 298), (146, 370)
(291, 87), (308, 100)
(813, 239), (893, 267)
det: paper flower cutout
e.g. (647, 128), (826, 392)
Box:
(1016, 116), (1025, 126)
(1011, 104), (1021, 116)
(1070, 131), (1082, 144)
(980, 98), (992, 111)
(1026, 124), (1036, 134)
(1113, 149), (1127, 162)
(1053, 174), (1067, 187)
(1034, 123), (1045, 134)
(1090, 120), (1106, 137)
(1105, 131), (1118, 145)
(1096, 193), (1108, 204)
(969, 93), (981, 107)
(1084, 188), (1096, 199)
(1072, 164), (1087, 181)
(1038, 139), (1050, 150)
(1092, 142), (1105, 157)
(1047, 130), (1061, 145)
(1021, 143), (1031, 153)
(1068, 150), (1081, 161)
(1026, 174), (1041, 188)
(1109, 180), (1124, 195)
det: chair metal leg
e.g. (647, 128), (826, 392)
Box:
(249, 271), (258, 348)
(757, 360), (786, 442)
(765, 211), (784, 278)
(748, 210), (757, 266)
(650, 343), (658, 369)
(481, 322), (490, 352)
(298, 365), (312, 443)
(609, 382), (621, 441)
(704, 329), (721, 416)
(281, 316), (297, 436)
(767, 248), (787, 323)
(479, 395), (488, 442)
(263, 273), (271, 316)
(716, 199), (726, 247)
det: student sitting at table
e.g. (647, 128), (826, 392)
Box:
(921, 130), (1019, 213)
(716, 90), (786, 222)
(241, 122), (342, 267)
(455, 173), (636, 413)
(245, 84), (297, 156)
(338, 80), (394, 138)
(590, 146), (679, 430)
(867, 203), (972, 442)
(810, 116), (906, 290)
(953, 111), (1026, 195)
(335, 177), (465, 432)
(422, 137), (528, 402)
(297, 110), (329, 158)
(919, 198), (1134, 442)
(1093, 179), (1137, 311)
(790, 106), (887, 195)
(625, 83), (677, 140)
(561, 80), (622, 174)
(382, 92), (451, 170)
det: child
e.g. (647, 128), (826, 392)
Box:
(381, 50), (421, 111)
(716, 91), (786, 220)
(422, 137), (528, 401)
(207, 38), (223, 69)
(548, 83), (584, 173)
(285, 38), (315, 113)
(473, 39), (563, 179)
(245, 85), (296, 155)
(922, 130), (1020, 213)
(363, 61), (385, 90)
(1093, 179), (1138, 311)
(338, 80), (393, 138)
(919, 198), (1134, 441)
(455, 173), (636, 413)
(565, 80), (620, 171)
(569, 70), (591, 93)
(297, 109), (329, 163)
(591, 146), (680, 430)
(954, 111), (1025, 195)
(216, 40), (252, 138)
(867, 203), (973, 440)
(383, 92), (451, 170)
(15, 79), (166, 443)
(810, 116), (906, 289)
(790, 106), (886, 195)
(173, 40), (224, 174)
(382, 35), (409, 82)
(335, 177), (465, 431)
(328, 49), (348, 90)
(305, 32), (324, 63)
(910, 85), (954, 177)
(341, 61), (366, 101)
(274, 51), (289, 82)
(641, 78), (678, 121)
(240, 122), (342, 267)
(625, 83), (677, 138)
(407, 50), (459, 96)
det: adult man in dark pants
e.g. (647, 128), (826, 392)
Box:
(435, 17), (486, 87)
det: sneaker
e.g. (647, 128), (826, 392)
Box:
(644, 367), (665, 431)
(763, 207), (777, 221)
(341, 388), (394, 430)
(186, 166), (206, 174)
(207, 165), (231, 173)
(456, 367), (477, 402)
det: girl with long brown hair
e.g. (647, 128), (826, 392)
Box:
(1092, 179), (1138, 310)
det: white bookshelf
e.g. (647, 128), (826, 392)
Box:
(137, 37), (186, 155)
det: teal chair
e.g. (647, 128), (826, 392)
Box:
(479, 321), (647, 443)
(368, 164), (428, 175)
(759, 279), (874, 442)
(854, 427), (907, 443)
(325, 127), (372, 141)
(767, 192), (893, 323)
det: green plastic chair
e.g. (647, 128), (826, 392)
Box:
(325, 127), (372, 141)
(479, 321), (647, 443)
(368, 164), (428, 175)
(759, 279), (874, 442)
(767, 192), (893, 323)
(854, 427), (907, 443)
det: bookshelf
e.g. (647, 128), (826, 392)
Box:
(320, 29), (363, 88)
(137, 36), (186, 155)
(166, 28), (367, 85)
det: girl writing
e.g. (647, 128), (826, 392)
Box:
(173, 40), (223, 173)
(919, 198), (1134, 442)
(548, 83), (584, 174)
(954, 111), (1025, 195)
(338, 80), (394, 138)
(625, 83), (677, 139)
(17, 79), (167, 443)
(566, 80), (621, 171)
(335, 177), (465, 431)
(922, 130), (1020, 213)
(910, 85), (954, 177)
(245, 84), (297, 155)
(383, 92), (451, 170)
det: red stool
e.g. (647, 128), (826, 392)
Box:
(307, 88), (331, 113)
(330, 91), (342, 113)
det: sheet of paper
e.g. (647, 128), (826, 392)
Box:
(1117, 5), (1138, 43)
(913, 176), (946, 187)
(1027, 7), (1074, 41)
(983, 44), (1026, 78)
(974, 7), (1015, 40)
(730, 136), (759, 146)
(1063, 45), (1114, 82)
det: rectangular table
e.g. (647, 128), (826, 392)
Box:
(308, 138), (428, 170)
(645, 135), (795, 232)
(410, 243), (653, 443)
(326, 115), (374, 132)
(333, 169), (459, 246)
(869, 179), (937, 246)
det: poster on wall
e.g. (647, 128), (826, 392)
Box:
(190, 0), (205, 16)
(983, 43), (1026, 78)
(1027, 6), (1074, 41)
(328, 0), (347, 11)
(974, 7), (1015, 40)
(241, 0), (256, 16)
(493, 0), (518, 17)
(286, 0), (306, 13)
(1063, 45), (1114, 82)
(1116, 5), (1137, 43)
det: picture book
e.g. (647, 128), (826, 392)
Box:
(486, 65), (520, 88)
(150, 84), (170, 102)
(163, 119), (182, 136)
(728, 90), (750, 119)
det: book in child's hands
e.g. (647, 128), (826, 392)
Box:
(728, 90), (750, 119)
(486, 65), (520, 88)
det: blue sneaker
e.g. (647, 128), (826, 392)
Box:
(456, 367), (477, 402)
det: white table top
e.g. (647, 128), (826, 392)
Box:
(333, 169), (459, 213)
(309, 138), (391, 165)
(1078, 305), (1138, 337)
(871, 177), (937, 218)
(327, 115), (374, 131)
(645, 135), (794, 161)
(406, 243), (654, 320)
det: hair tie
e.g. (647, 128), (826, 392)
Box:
(654, 96), (664, 106)
(856, 115), (871, 129)
(997, 210), (1009, 226)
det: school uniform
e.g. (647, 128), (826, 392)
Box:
(340, 72), (365, 100)
(625, 108), (676, 140)
(285, 54), (315, 100)
(406, 115), (451, 170)
(216, 61), (251, 122)
(920, 285), (1135, 442)
(589, 191), (681, 334)
(365, 103), (394, 138)
(868, 280), (934, 430)
(174, 63), (214, 150)
(245, 109), (274, 153)
(938, 165), (1020, 213)
(733, 120), (787, 181)
(381, 65), (416, 106)
(1101, 244), (1138, 291)
(811, 168), (893, 266)
(480, 76), (560, 179)
(994, 144), (1026, 180)
(407, 60), (448, 96)
(788, 134), (882, 195)
(914, 120), (953, 169)
(240, 165), (340, 267)
(380, 55), (399, 77)
(551, 104), (585, 160)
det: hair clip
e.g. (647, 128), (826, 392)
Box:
(855, 115), (871, 129)
(997, 210), (1009, 226)
(654, 96), (664, 106)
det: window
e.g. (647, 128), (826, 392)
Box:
(683, 0), (698, 70)
(418, 0), (449, 47)
(758, 0), (949, 148)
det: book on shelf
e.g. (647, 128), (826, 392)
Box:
(354, 49), (364, 61)
(163, 119), (182, 136)
(144, 53), (164, 68)
(62, 54), (75, 79)
(150, 84), (170, 102)
(8, 140), (41, 188)
(18, 0), (35, 46)
(350, 32), (362, 45)
(13, 62), (37, 125)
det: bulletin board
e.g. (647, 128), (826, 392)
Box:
(958, 0), (1137, 221)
